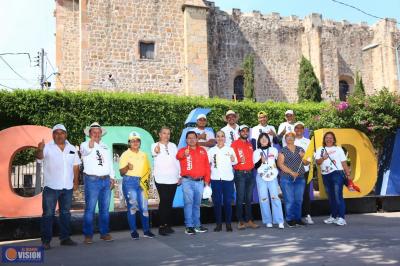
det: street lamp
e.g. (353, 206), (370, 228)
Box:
(362, 42), (400, 93)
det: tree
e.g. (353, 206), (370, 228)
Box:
(353, 71), (365, 97)
(243, 54), (255, 100)
(297, 56), (322, 102)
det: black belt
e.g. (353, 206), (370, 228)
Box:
(236, 170), (252, 174)
(84, 173), (110, 179)
(183, 176), (204, 181)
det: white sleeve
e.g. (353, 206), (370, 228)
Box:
(277, 123), (285, 135)
(269, 126), (277, 134)
(230, 147), (238, 165)
(151, 143), (158, 157)
(80, 141), (93, 157)
(337, 147), (347, 162)
(253, 149), (261, 164)
(315, 147), (323, 160)
(273, 148), (279, 160)
(207, 129), (215, 140)
(73, 148), (81, 165)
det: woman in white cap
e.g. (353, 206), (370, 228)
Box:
(208, 130), (238, 232)
(151, 127), (180, 236)
(253, 133), (284, 229)
(119, 131), (155, 240)
(278, 110), (296, 146)
(221, 110), (240, 147)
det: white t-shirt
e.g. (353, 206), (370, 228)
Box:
(253, 147), (279, 181)
(151, 142), (180, 184)
(80, 140), (115, 178)
(221, 124), (239, 147)
(278, 122), (295, 146)
(294, 137), (311, 172)
(208, 145), (237, 181)
(315, 146), (347, 175)
(38, 140), (81, 190)
(251, 124), (276, 148)
(192, 127), (215, 150)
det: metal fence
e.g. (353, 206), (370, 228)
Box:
(11, 162), (44, 197)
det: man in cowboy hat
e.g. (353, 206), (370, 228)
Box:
(36, 124), (81, 250)
(80, 122), (115, 244)
(221, 110), (240, 147)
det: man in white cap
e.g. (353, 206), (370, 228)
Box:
(231, 125), (259, 230)
(293, 121), (314, 225)
(80, 122), (115, 244)
(192, 114), (215, 150)
(36, 124), (81, 250)
(221, 110), (240, 147)
(278, 110), (296, 147)
(251, 111), (277, 149)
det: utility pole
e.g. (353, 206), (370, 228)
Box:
(39, 48), (45, 89)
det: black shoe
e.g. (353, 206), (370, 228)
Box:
(143, 231), (155, 238)
(131, 231), (139, 240)
(42, 242), (51, 250)
(226, 224), (233, 232)
(185, 227), (196, 235)
(60, 238), (77, 246)
(159, 227), (168, 236)
(194, 225), (208, 233)
(165, 226), (175, 234)
(214, 224), (222, 232)
(287, 220), (297, 228)
(296, 220), (307, 226)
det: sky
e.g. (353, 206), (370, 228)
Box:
(0, 0), (399, 90)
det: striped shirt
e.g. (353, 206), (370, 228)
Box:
(280, 146), (305, 176)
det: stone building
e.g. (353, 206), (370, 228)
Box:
(55, 0), (400, 102)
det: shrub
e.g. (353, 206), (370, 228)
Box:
(298, 56), (322, 102)
(243, 54), (255, 100)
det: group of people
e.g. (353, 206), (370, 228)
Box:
(36, 109), (351, 249)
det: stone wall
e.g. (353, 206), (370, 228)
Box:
(56, 0), (399, 101)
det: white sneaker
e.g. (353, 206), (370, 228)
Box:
(335, 217), (347, 226)
(278, 223), (284, 229)
(323, 216), (337, 224)
(305, 215), (314, 225)
(266, 223), (273, 228)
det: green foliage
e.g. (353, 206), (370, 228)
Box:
(312, 88), (400, 152)
(353, 71), (365, 97)
(298, 56), (322, 102)
(243, 54), (255, 100)
(0, 90), (324, 147)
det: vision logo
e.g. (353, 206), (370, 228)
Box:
(2, 246), (44, 263)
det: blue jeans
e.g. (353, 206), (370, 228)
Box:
(322, 171), (346, 218)
(234, 170), (255, 222)
(41, 186), (73, 243)
(280, 175), (305, 222)
(256, 175), (284, 224)
(122, 175), (150, 233)
(83, 174), (111, 237)
(211, 180), (234, 224)
(182, 178), (204, 228)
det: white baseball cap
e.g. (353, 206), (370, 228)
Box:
(239, 124), (249, 131)
(202, 185), (212, 199)
(294, 121), (305, 128)
(52, 124), (67, 133)
(285, 110), (294, 115)
(128, 131), (141, 140)
(196, 114), (207, 120)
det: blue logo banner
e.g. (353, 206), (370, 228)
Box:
(2, 246), (44, 263)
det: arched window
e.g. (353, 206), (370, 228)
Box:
(339, 80), (349, 101)
(233, 75), (244, 101)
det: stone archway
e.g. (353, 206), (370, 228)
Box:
(339, 75), (354, 101)
(233, 75), (244, 101)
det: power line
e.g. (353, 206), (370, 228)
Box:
(0, 82), (15, 90)
(45, 54), (66, 90)
(330, 0), (400, 25)
(0, 56), (32, 84)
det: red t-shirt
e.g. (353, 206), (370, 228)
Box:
(231, 139), (254, 171)
(176, 145), (211, 183)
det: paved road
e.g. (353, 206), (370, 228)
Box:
(1, 212), (400, 266)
